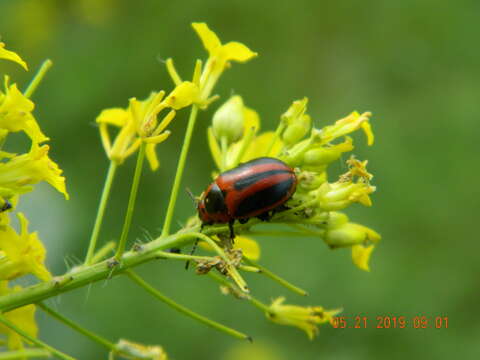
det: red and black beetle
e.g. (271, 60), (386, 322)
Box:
(198, 157), (297, 238)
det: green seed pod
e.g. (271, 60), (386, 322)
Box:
(212, 95), (245, 143)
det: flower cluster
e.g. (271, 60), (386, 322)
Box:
(195, 89), (380, 337)
(204, 95), (380, 272)
(0, 44), (68, 350)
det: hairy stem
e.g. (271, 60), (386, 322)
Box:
(126, 270), (250, 341)
(84, 162), (118, 265)
(38, 303), (117, 353)
(115, 143), (146, 260)
(161, 105), (199, 236)
(0, 314), (75, 360)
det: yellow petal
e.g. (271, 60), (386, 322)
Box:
(164, 81), (199, 110)
(96, 108), (129, 127)
(221, 42), (258, 62)
(361, 121), (374, 146)
(0, 43), (28, 70)
(243, 106), (260, 133)
(145, 143), (160, 171)
(234, 236), (260, 260)
(351, 244), (375, 272)
(242, 132), (283, 162)
(207, 127), (222, 170)
(192, 22), (221, 54)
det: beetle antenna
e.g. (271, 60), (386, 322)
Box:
(185, 187), (198, 206)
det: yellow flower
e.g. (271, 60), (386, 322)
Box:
(320, 111), (374, 146)
(0, 213), (52, 281)
(0, 43), (28, 70)
(212, 95), (245, 144)
(351, 244), (375, 272)
(0, 144), (68, 199)
(266, 297), (342, 339)
(0, 282), (37, 350)
(0, 79), (48, 143)
(317, 181), (376, 211)
(192, 22), (257, 104)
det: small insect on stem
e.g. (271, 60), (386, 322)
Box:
(0, 200), (12, 212)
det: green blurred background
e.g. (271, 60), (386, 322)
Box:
(1, 0), (478, 358)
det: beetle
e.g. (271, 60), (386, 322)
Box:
(198, 157), (297, 239)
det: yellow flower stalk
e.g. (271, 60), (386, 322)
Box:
(281, 98), (311, 146)
(0, 79), (49, 143)
(0, 213), (52, 281)
(0, 282), (37, 350)
(266, 297), (341, 339)
(0, 42), (28, 70)
(0, 143), (68, 199)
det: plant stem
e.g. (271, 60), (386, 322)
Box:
(126, 270), (250, 341)
(0, 349), (51, 359)
(0, 232), (199, 312)
(0, 314), (75, 360)
(115, 143), (146, 260)
(208, 272), (272, 314)
(84, 162), (118, 265)
(38, 303), (117, 353)
(161, 105), (199, 237)
(90, 241), (116, 264)
(243, 258), (308, 296)
(24, 59), (53, 98)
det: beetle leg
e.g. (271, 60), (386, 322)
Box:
(0, 200), (12, 212)
(257, 211), (272, 222)
(228, 220), (235, 242)
(185, 239), (199, 270)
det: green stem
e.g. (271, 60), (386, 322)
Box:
(0, 349), (51, 359)
(207, 272), (272, 314)
(38, 303), (117, 353)
(0, 232), (200, 312)
(90, 241), (116, 264)
(24, 59), (53, 98)
(84, 162), (118, 265)
(115, 143), (146, 260)
(162, 105), (199, 237)
(243, 258), (308, 296)
(0, 314), (75, 360)
(126, 270), (250, 341)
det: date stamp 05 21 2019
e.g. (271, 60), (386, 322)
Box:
(331, 316), (449, 329)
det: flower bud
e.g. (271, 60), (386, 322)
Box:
(303, 137), (353, 170)
(324, 222), (381, 248)
(212, 96), (245, 143)
(281, 98), (311, 146)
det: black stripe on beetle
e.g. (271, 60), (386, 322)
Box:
(235, 177), (295, 218)
(233, 169), (291, 191)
